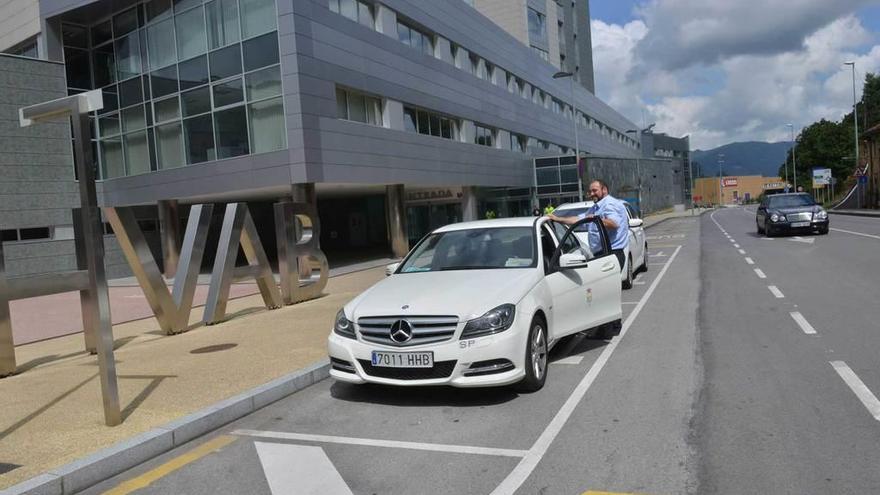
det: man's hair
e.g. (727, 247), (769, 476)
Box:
(590, 179), (609, 191)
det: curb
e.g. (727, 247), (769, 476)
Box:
(3, 361), (331, 495)
(829, 210), (880, 218)
(644, 210), (706, 230)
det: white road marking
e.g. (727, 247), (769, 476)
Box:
(490, 246), (683, 495)
(236, 430), (529, 458)
(744, 257), (755, 264)
(633, 280), (647, 285)
(830, 361), (880, 421)
(729, 239), (736, 243)
(255, 441), (354, 495)
(553, 356), (584, 365)
(768, 285), (784, 298)
(738, 249), (746, 255)
(789, 312), (817, 335)
(621, 301), (639, 305)
(734, 244), (740, 248)
(830, 227), (880, 240)
(754, 268), (767, 278)
(788, 236), (815, 244)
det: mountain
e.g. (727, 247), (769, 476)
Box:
(691, 141), (792, 178)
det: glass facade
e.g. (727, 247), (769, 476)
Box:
(61, 0), (286, 180)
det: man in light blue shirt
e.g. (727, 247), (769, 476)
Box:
(548, 179), (630, 270)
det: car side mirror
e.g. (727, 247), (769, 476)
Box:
(628, 218), (643, 228)
(385, 262), (400, 276)
(558, 253), (588, 269)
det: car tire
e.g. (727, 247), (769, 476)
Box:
(765, 225), (774, 238)
(517, 316), (548, 393)
(819, 226), (829, 235)
(756, 221), (764, 235)
(622, 255), (634, 290)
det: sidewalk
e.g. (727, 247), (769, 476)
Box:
(0, 263), (388, 490)
(0, 209), (700, 491)
(829, 208), (880, 218)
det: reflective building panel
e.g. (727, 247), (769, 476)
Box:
(60, 0), (284, 179)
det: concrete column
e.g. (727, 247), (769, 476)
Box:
(492, 67), (506, 87)
(383, 99), (405, 131)
(454, 46), (469, 71)
(291, 183), (317, 206)
(386, 185), (409, 258)
(460, 120), (476, 144)
(375, 5), (398, 38)
(435, 36), (453, 63)
(496, 130), (512, 150)
(158, 200), (180, 278)
(462, 186), (479, 222)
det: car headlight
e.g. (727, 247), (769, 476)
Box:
(770, 213), (786, 222)
(816, 210), (828, 220)
(460, 304), (516, 339)
(334, 309), (356, 339)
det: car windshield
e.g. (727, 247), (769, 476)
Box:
(399, 227), (535, 273)
(768, 194), (815, 208)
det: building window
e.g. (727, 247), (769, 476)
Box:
(553, 99), (562, 114)
(329, 0), (374, 28)
(336, 87), (382, 126)
(474, 124), (494, 147)
(2, 227), (52, 242)
(4, 36), (39, 58)
(397, 21), (433, 56)
(63, 0), (285, 179)
(527, 8), (546, 45)
(403, 106), (454, 139)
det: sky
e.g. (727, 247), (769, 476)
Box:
(588, 0), (880, 150)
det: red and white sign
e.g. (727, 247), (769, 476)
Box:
(722, 178), (738, 187)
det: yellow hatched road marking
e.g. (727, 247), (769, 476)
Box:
(103, 435), (236, 495)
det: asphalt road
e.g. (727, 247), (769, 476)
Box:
(80, 210), (880, 495)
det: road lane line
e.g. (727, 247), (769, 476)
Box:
(789, 312), (817, 334)
(734, 243), (740, 248)
(729, 239), (736, 243)
(738, 249), (746, 254)
(830, 227), (880, 240)
(744, 257), (754, 264)
(233, 430), (529, 458)
(490, 246), (683, 495)
(767, 285), (784, 298)
(104, 435), (237, 495)
(754, 268), (766, 278)
(621, 301), (638, 305)
(256, 442), (353, 495)
(830, 361), (880, 421)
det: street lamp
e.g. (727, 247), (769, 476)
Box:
(717, 153), (725, 206)
(844, 61), (861, 206)
(553, 71), (582, 201)
(786, 123), (797, 191)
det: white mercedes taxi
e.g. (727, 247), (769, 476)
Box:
(327, 216), (622, 392)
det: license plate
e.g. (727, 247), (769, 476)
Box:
(371, 351), (434, 368)
(791, 221), (809, 227)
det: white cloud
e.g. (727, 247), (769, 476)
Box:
(592, 2), (880, 150)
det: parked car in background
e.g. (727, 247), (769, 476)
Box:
(756, 193), (829, 236)
(553, 201), (647, 289)
(328, 217), (622, 392)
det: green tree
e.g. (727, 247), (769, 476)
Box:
(778, 72), (878, 194)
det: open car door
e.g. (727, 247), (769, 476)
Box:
(540, 217), (622, 338)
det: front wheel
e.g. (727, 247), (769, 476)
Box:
(756, 221), (764, 234)
(640, 244), (648, 272)
(517, 317), (548, 392)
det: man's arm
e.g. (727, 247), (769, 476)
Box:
(547, 213), (585, 225)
